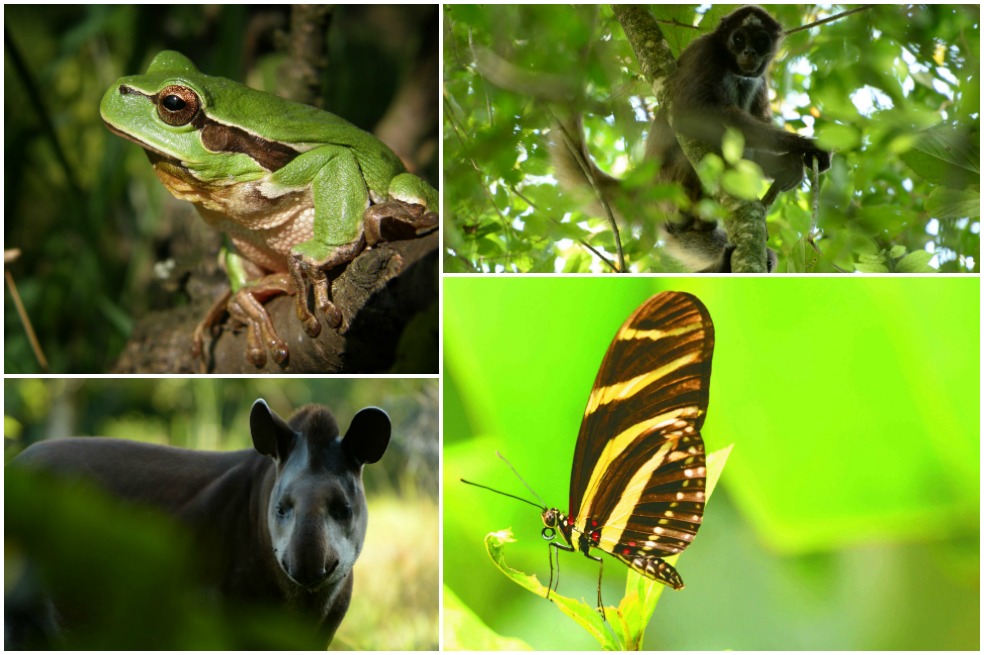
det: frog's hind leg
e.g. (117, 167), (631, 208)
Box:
(226, 275), (292, 367)
(192, 288), (233, 369)
(192, 274), (292, 368)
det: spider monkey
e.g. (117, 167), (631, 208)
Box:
(553, 5), (831, 272)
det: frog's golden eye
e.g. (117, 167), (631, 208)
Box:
(156, 85), (200, 127)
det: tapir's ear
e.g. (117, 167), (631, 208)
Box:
(343, 407), (390, 465)
(250, 399), (295, 461)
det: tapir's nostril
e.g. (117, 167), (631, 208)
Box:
(285, 559), (330, 588)
(308, 567), (328, 586)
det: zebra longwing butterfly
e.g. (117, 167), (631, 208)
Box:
(464, 291), (713, 609)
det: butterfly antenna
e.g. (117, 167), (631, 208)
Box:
(495, 450), (549, 508)
(460, 478), (546, 511)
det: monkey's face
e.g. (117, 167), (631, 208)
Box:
(727, 25), (777, 76)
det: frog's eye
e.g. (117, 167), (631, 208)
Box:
(155, 85), (200, 127)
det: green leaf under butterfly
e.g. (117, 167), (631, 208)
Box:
(484, 529), (622, 650)
(483, 445), (732, 650)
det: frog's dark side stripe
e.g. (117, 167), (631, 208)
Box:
(118, 84), (300, 171)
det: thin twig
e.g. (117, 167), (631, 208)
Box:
(443, 96), (516, 269)
(785, 5), (876, 36)
(810, 158), (820, 237)
(510, 186), (618, 272)
(5, 268), (48, 371)
(653, 17), (700, 31)
(549, 110), (626, 272)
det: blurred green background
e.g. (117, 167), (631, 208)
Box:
(4, 378), (438, 650)
(444, 277), (979, 650)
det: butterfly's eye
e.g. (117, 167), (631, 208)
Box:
(541, 508), (560, 528)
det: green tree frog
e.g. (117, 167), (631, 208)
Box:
(101, 50), (438, 367)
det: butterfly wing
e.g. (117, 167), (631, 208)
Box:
(568, 291), (713, 588)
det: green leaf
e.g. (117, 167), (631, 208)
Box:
(442, 586), (534, 650)
(483, 530), (620, 649)
(815, 123), (862, 150)
(855, 261), (890, 273)
(694, 154), (724, 195)
(925, 187), (980, 220)
(900, 125), (980, 189)
(722, 161), (766, 200)
(721, 128), (745, 164)
(483, 446), (731, 650)
(896, 249), (936, 273)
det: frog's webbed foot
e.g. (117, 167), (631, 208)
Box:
(192, 288), (233, 370)
(193, 274), (293, 368)
(364, 200), (439, 247)
(287, 200), (438, 341)
(228, 282), (291, 367)
(288, 240), (364, 338)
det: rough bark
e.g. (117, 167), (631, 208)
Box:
(112, 233), (437, 374)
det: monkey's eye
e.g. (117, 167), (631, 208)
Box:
(732, 31), (746, 48)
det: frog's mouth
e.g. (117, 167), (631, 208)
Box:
(103, 121), (183, 165)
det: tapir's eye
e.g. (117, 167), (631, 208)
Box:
(331, 502), (353, 521)
(276, 501), (293, 518)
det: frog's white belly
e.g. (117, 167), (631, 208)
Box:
(195, 187), (318, 273)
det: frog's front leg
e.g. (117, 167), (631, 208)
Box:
(284, 148), (373, 339)
(287, 239), (364, 338)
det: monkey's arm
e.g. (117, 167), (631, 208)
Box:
(672, 106), (831, 172)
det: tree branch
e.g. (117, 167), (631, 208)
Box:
(612, 4), (770, 273)
(112, 234), (438, 374)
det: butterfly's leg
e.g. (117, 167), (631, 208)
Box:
(585, 551), (605, 615)
(547, 541), (575, 600)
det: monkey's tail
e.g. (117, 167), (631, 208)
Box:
(549, 114), (625, 219)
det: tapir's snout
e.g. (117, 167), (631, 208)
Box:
(275, 508), (346, 591)
(282, 556), (338, 590)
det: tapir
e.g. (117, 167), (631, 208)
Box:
(6, 398), (390, 648)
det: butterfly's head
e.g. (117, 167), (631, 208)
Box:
(541, 508), (563, 529)
(540, 507), (575, 544)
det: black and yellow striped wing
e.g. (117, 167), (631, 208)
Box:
(568, 291), (713, 589)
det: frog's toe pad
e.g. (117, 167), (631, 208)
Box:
(323, 303), (342, 329)
(301, 314), (322, 338)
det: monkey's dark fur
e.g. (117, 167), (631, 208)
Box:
(553, 5), (831, 272)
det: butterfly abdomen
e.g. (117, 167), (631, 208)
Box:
(627, 553), (686, 589)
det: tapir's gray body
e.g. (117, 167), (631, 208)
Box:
(6, 399), (390, 649)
